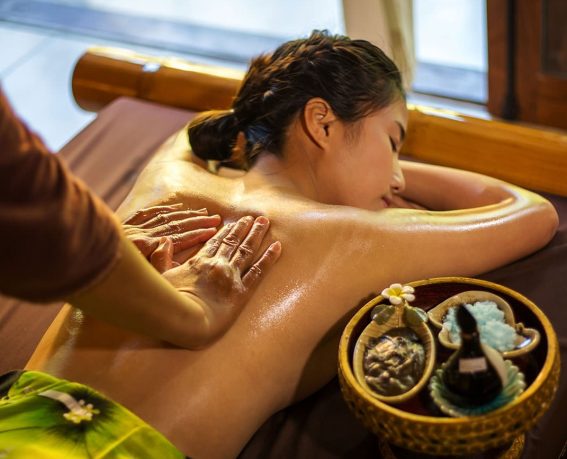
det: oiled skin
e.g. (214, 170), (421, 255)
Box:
(26, 126), (558, 458)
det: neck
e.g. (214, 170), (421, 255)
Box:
(246, 147), (320, 201)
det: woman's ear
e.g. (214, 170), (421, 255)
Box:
(302, 98), (337, 150)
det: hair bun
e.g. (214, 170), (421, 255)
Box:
(187, 110), (240, 161)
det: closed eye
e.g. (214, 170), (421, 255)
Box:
(389, 137), (397, 153)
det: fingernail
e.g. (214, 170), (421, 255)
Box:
(256, 216), (269, 225)
(196, 208), (208, 212)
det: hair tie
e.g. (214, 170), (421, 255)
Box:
(262, 89), (274, 101)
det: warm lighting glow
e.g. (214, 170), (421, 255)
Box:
(88, 46), (245, 81)
(408, 103), (466, 122)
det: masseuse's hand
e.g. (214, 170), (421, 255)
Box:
(123, 203), (221, 272)
(163, 216), (282, 335)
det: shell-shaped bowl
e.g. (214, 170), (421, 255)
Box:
(427, 290), (540, 358)
(352, 303), (436, 405)
(429, 360), (526, 418)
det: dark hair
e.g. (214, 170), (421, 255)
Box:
(188, 30), (404, 169)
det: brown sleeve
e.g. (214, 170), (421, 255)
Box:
(0, 87), (122, 302)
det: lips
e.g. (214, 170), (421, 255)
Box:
(381, 196), (393, 208)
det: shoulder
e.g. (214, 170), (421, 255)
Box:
(146, 127), (207, 169)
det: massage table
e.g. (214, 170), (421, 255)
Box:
(1, 48), (566, 458)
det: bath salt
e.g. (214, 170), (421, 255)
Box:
(443, 301), (516, 352)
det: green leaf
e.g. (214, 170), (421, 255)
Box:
(371, 304), (395, 325)
(404, 306), (428, 326)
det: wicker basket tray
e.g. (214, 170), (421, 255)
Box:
(338, 277), (560, 456)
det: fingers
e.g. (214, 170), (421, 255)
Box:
(231, 216), (270, 273)
(171, 227), (218, 252)
(242, 241), (282, 289)
(138, 210), (213, 230)
(150, 237), (175, 273)
(130, 237), (160, 258)
(123, 205), (222, 260)
(123, 203), (186, 225)
(201, 223), (234, 257)
(197, 217), (280, 272)
(216, 216), (255, 259)
(149, 215), (221, 237)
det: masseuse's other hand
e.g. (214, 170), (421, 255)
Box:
(123, 203), (221, 272)
(163, 216), (282, 335)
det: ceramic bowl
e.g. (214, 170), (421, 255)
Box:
(429, 360), (526, 417)
(427, 290), (540, 358)
(353, 310), (436, 404)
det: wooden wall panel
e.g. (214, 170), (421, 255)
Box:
(488, 0), (567, 130)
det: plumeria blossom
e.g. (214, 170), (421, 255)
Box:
(381, 283), (415, 305)
(39, 389), (100, 424)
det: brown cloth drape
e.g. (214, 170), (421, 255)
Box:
(0, 87), (121, 302)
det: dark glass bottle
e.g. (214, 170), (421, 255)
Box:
(442, 305), (505, 406)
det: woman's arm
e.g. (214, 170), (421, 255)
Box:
(400, 161), (528, 210)
(349, 166), (559, 285)
(398, 161), (522, 210)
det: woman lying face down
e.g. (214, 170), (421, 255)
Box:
(18, 31), (558, 459)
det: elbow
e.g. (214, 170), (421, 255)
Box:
(512, 186), (559, 249)
(542, 200), (559, 243)
(531, 198), (559, 250)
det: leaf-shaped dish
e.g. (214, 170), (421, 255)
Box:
(353, 305), (436, 404)
(427, 290), (540, 358)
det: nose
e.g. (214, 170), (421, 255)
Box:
(390, 158), (405, 194)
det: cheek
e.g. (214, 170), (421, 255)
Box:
(335, 137), (393, 208)
(345, 174), (384, 210)
(378, 157), (395, 187)
(358, 157), (394, 208)
(367, 147), (394, 188)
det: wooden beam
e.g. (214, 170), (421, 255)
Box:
(403, 105), (567, 196)
(72, 47), (243, 112)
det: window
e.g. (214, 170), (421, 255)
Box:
(412, 0), (487, 103)
(0, 0), (345, 66)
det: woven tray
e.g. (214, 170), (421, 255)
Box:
(338, 277), (560, 456)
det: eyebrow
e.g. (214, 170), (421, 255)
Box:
(395, 121), (406, 143)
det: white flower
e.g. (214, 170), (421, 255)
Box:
(63, 399), (100, 424)
(39, 390), (100, 424)
(381, 283), (415, 305)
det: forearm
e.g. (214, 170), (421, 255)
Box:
(400, 161), (518, 210)
(68, 236), (214, 349)
(396, 161), (558, 266)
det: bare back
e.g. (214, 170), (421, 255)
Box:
(27, 129), (557, 458)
